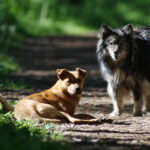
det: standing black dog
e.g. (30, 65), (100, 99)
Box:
(96, 24), (150, 117)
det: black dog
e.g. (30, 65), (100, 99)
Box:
(96, 24), (150, 117)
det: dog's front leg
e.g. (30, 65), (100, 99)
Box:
(107, 83), (123, 117)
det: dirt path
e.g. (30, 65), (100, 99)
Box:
(1, 36), (150, 149)
(11, 36), (102, 88)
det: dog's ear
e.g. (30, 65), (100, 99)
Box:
(76, 68), (87, 78)
(57, 69), (69, 80)
(99, 24), (112, 38)
(122, 24), (133, 34)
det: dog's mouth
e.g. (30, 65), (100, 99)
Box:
(68, 90), (81, 95)
(72, 91), (81, 95)
(69, 92), (81, 95)
(113, 53), (120, 61)
(75, 90), (81, 94)
(114, 54), (119, 60)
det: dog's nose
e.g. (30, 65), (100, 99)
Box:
(114, 50), (119, 55)
(76, 87), (81, 94)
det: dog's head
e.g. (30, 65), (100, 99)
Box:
(56, 68), (86, 95)
(98, 24), (133, 63)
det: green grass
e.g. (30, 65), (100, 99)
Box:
(0, 110), (70, 150)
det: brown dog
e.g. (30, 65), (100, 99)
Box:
(0, 68), (98, 123)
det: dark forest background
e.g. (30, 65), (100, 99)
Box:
(0, 0), (150, 88)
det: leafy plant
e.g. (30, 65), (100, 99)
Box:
(0, 112), (70, 150)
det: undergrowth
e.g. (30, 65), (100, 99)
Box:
(0, 108), (70, 150)
(0, 52), (31, 90)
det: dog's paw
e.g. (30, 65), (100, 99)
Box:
(109, 111), (120, 118)
(143, 111), (150, 117)
(133, 111), (142, 117)
(146, 112), (150, 117)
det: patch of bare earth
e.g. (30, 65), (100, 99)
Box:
(1, 36), (150, 149)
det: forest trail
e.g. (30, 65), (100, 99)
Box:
(1, 36), (150, 150)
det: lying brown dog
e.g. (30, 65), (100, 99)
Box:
(0, 68), (98, 123)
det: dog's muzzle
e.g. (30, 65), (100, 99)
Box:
(75, 87), (81, 94)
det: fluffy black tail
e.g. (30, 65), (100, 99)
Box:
(134, 26), (150, 41)
(0, 94), (14, 111)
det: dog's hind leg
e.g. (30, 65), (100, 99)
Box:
(132, 87), (143, 116)
(108, 83), (123, 117)
(36, 103), (68, 122)
(133, 99), (143, 116)
(36, 104), (98, 123)
(143, 95), (150, 115)
(141, 80), (150, 115)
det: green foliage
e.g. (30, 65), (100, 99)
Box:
(0, 0), (150, 89)
(0, 78), (30, 89)
(0, 0), (23, 49)
(0, 52), (30, 89)
(0, 112), (70, 150)
(1, 0), (150, 36)
(0, 52), (18, 75)
(2, 0), (150, 36)
(0, 0), (25, 89)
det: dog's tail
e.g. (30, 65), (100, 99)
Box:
(0, 93), (14, 111)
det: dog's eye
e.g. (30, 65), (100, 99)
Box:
(67, 80), (71, 84)
(109, 42), (113, 45)
(66, 79), (71, 84)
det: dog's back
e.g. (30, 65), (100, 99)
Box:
(133, 26), (150, 81)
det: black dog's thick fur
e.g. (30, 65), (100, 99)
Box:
(96, 24), (150, 117)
